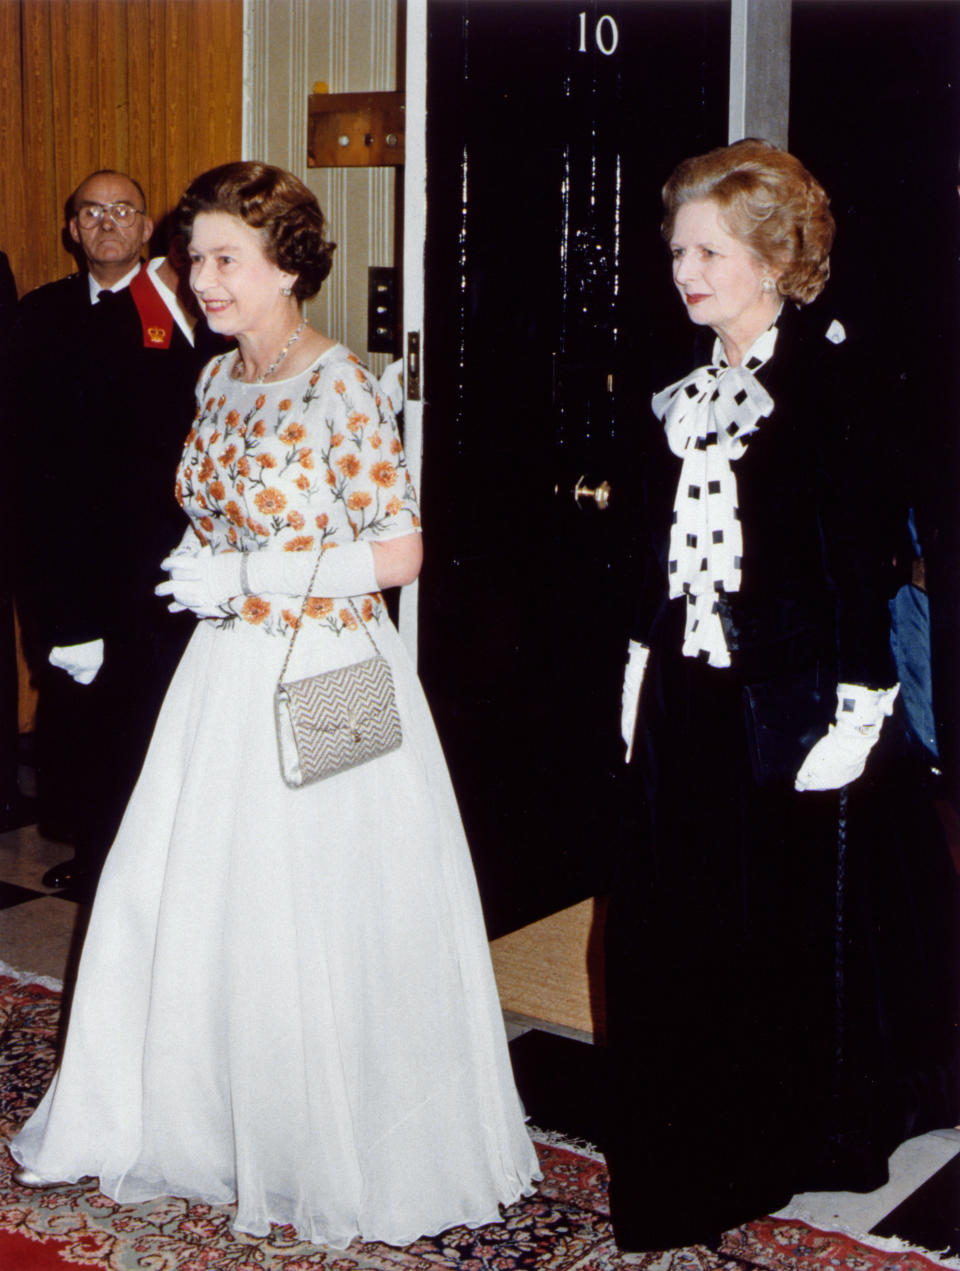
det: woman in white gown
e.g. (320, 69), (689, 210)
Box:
(10, 161), (539, 1248)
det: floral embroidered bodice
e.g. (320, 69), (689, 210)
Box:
(176, 344), (420, 637)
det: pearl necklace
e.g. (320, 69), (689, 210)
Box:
(234, 318), (307, 384)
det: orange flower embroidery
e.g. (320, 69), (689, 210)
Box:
(315, 513), (329, 528)
(361, 597), (374, 622)
(369, 461), (397, 488)
(347, 492), (372, 511)
(325, 469), (336, 487)
(199, 455), (215, 481)
(284, 535), (315, 552)
(329, 432), (344, 448)
(340, 606), (358, 629)
(386, 496), (402, 516)
(337, 453), (361, 478)
(228, 527), (238, 545)
(237, 457), (250, 477)
(390, 438), (403, 455)
(208, 480), (226, 501)
(255, 393), (266, 410)
(296, 475), (311, 491)
(347, 411), (368, 432)
(252, 420), (266, 438)
(281, 609), (300, 629)
(199, 516), (214, 532)
(369, 432), (382, 449)
(278, 398), (292, 412)
(217, 395), (226, 408)
(287, 510), (305, 530)
(333, 379), (346, 394)
(257, 454), (278, 469)
(304, 597), (334, 619)
(255, 488), (287, 515)
(196, 493), (208, 509)
(242, 596), (270, 624)
(225, 501), (245, 526)
(225, 410), (240, 429)
(279, 422), (306, 445)
(210, 430), (220, 445)
(175, 481), (184, 506)
(204, 398), (215, 412)
(219, 444), (237, 467)
(246, 517), (270, 536)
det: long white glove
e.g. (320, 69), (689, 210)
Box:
(621, 640), (650, 763)
(795, 682), (900, 792)
(155, 541), (379, 618)
(155, 546), (245, 618)
(49, 639), (104, 686)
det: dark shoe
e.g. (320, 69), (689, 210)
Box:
(0, 793), (38, 833)
(42, 859), (82, 890)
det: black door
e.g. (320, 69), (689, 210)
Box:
(419, 0), (729, 937)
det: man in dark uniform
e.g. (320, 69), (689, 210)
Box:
(14, 169), (223, 896)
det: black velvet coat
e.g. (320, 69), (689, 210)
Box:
(604, 301), (960, 1253)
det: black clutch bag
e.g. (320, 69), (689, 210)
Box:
(742, 669), (835, 787)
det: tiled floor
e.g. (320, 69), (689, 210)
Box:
(1, 818), (958, 1262)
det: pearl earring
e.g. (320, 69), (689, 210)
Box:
(281, 286), (292, 297)
(761, 277), (776, 294)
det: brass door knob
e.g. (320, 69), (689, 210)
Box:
(573, 475), (611, 511)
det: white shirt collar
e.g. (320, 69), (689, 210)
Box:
(87, 261), (142, 304)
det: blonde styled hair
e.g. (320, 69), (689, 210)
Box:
(661, 139), (835, 304)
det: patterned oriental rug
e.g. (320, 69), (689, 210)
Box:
(0, 971), (954, 1271)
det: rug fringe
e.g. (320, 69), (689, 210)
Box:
(0, 960), (63, 993)
(782, 1214), (960, 1269)
(529, 1124), (604, 1161)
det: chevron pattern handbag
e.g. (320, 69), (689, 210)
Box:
(274, 559), (402, 787)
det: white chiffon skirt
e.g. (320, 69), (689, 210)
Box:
(11, 613), (539, 1248)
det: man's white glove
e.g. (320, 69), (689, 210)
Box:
(49, 639), (104, 686)
(155, 546), (243, 618)
(795, 682), (900, 792)
(621, 640), (650, 763)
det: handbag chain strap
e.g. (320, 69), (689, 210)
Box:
(276, 549), (382, 689)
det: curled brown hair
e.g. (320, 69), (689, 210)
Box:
(175, 161), (336, 301)
(661, 139), (835, 304)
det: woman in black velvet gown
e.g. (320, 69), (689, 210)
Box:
(604, 139), (960, 1253)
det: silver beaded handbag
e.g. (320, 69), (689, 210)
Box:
(274, 555), (402, 788)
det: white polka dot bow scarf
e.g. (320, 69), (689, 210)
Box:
(650, 326), (778, 668)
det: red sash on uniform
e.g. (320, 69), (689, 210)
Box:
(128, 263), (174, 349)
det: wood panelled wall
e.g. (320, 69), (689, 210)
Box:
(3, 0), (244, 731)
(0, 0), (244, 302)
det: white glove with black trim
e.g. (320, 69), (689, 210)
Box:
(795, 682), (900, 792)
(621, 640), (650, 763)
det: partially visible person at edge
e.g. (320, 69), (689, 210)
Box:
(9, 161), (540, 1248)
(12, 169), (227, 898)
(605, 138), (960, 1254)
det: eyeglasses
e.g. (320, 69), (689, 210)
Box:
(74, 201), (146, 229)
